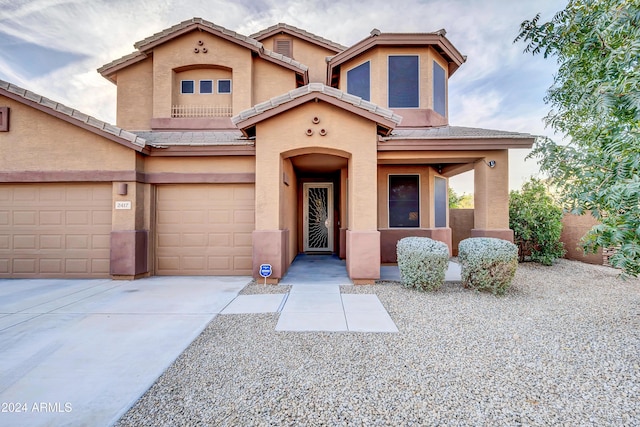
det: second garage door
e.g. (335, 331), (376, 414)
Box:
(156, 184), (255, 275)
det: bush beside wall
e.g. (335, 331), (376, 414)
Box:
(458, 237), (518, 295)
(397, 237), (449, 291)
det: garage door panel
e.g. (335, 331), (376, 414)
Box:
(40, 211), (63, 225)
(156, 184), (255, 276)
(0, 183), (112, 278)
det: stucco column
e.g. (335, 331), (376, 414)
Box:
(472, 150), (514, 241)
(252, 140), (287, 281)
(346, 146), (380, 283)
(110, 181), (149, 278)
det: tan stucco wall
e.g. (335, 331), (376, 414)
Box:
(254, 101), (378, 231)
(282, 158), (298, 263)
(561, 213), (603, 265)
(338, 46), (448, 114)
(173, 67), (232, 106)
(450, 208), (474, 256)
(473, 150), (509, 230)
(115, 57), (153, 130)
(260, 34), (337, 83)
(144, 156), (255, 174)
(251, 58), (298, 105)
(152, 31), (252, 118)
(0, 97), (136, 172)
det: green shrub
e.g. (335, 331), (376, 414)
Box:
(458, 237), (518, 295)
(509, 178), (565, 265)
(397, 237), (449, 291)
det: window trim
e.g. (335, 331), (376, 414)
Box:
(387, 55), (420, 109)
(217, 79), (232, 94)
(346, 60), (371, 101)
(180, 79), (195, 94)
(388, 174), (421, 228)
(199, 79), (214, 94)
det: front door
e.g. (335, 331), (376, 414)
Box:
(303, 183), (334, 252)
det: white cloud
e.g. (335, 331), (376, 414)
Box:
(0, 0), (569, 190)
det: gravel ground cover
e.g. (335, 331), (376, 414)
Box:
(116, 260), (639, 426)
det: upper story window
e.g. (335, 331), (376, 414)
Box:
(388, 55), (419, 108)
(347, 61), (370, 101)
(217, 79), (232, 94)
(181, 80), (195, 94)
(433, 61), (446, 116)
(199, 80), (213, 94)
(389, 175), (420, 228)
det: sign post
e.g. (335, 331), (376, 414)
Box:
(259, 264), (272, 285)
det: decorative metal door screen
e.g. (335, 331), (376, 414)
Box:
(303, 183), (333, 252)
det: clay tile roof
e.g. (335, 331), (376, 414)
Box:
(97, 51), (147, 77)
(0, 79), (149, 150)
(232, 83), (402, 126)
(134, 17), (261, 50)
(250, 23), (347, 53)
(384, 126), (535, 140)
(132, 131), (252, 146)
(97, 17), (307, 79)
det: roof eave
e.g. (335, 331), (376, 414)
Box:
(97, 52), (148, 83)
(234, 91), (398, 137)
(0, 83), (150, 154)
(378, 137), (535, 151)
(251, 25), (346, 53)
(328, 32), (466, 78)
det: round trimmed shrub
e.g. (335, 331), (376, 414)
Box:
(397, 237), (449, 291)
(458, 237), (518, 295)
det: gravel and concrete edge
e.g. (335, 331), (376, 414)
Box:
(116, 260), (640, 426)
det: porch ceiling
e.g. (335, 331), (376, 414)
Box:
(290, 153), (348, 173)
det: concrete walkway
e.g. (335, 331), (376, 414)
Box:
(0, 276), (249, 427)
(221, 255), (462, 333)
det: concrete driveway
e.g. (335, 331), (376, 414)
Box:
(0, 276), (249, 426)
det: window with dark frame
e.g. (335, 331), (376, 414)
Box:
(217, 79), (232, 94)
(388, 55), (419, 108)
(389, 175), (420, 228)
(433, 61), (446, 116)
(199, 80), (213, 94)
(347, 61), (370, 101)
(434, 176), (447, 227)
(181, 80), (195, 94)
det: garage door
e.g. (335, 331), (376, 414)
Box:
(156, 184), (254, 275)
(0, 183), (112, 278)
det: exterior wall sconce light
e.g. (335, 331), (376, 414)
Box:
(118, 183), (128, 195)
(484, 160), (496, 168)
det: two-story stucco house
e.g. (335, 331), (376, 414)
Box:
(0, 18), (534, 283)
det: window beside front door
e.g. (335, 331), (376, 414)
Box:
(434, 176), (447, 227)
(347, 61), (371, 101)
(388, 55), (419, 108)
(389, 175), (420, 228)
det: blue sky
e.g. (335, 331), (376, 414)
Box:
(0, 0), (568, 194)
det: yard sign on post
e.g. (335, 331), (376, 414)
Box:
(259, 264), (272, 285)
